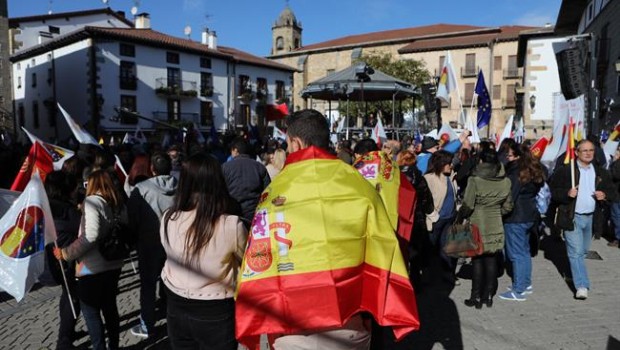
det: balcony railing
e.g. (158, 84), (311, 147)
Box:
(200, 85), (214, 97)
(503, 68), (521, 79)
(152, 111), (199, 123)
(120, 76), (137, 90)
(155, 78), (198, 98)
(461, 66), (478, 78)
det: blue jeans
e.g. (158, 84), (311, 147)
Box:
(430, 216), (455, 270)
(504, 222), (534, 293)
(610, 202), (620, 241)
(77, 269), (121, 350)
(564, 213), (592, 290)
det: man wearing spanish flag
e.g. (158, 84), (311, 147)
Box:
(235, 109), (419, 349)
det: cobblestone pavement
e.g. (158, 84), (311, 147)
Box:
(1, 238), (619, 349)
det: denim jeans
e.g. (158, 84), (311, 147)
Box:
(564, 213), (592, 290)
(504, 222), (534, 293)
(165, 286), (237, 350)
(430, 216), (455, 269)
(138, 241), (166, 332)
(610, 202), (620, 241)
(77, 269), (121, 350)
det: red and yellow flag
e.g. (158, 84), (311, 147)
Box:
(353, 150), (416, 243)
(563, 118), (575, 165)
(235, 146), (419, 349)
(10, 142), (53, 192)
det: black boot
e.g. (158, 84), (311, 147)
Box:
(481, 254), (498, 309)
(464, 298), (482, 309)
(465, 256), (483, 309)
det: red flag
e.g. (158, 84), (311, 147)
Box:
(266, 103), (289, 121)
(11, 142), (54, 191)
(530, 137), (549, 159)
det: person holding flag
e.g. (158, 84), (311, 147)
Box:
(549, 139), (617, 300)
(235, 109), (419, 349)
(53, 170), (127, 350)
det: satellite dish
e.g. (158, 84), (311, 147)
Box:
(130, 6), (138, 15)
(102, 0), (109, 5)
(184, 25), (192, 38)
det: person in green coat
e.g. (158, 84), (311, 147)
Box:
(458, 146), (513, 309)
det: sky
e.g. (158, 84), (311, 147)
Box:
(9, 0), (563, 57)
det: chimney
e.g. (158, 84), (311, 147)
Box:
(201, 28), (217, 49)
(134, 13), (151, 29)
(208, 31), (217, 49)
(201, 28), (209, 45)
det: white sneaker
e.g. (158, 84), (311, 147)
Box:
(575, 288), (588, 300)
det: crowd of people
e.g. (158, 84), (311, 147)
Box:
(7, 108), (618, 349)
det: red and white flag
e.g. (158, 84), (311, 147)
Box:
(371, 117), (387, 147)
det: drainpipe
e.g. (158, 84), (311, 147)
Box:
(88, 39), (100, 137)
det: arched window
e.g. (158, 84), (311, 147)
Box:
(276, 36), (284, 50)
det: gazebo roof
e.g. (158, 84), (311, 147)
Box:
(300, 62), (418, 101)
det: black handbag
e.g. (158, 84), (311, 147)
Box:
(98, 212), (131, 261)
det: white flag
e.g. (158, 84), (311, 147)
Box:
(436, 52), (457, 104)
(438, 123), (458, 142)
(134, 126), (148, 144)
(464, 113), (481, 144)
(0, 174), (57, 302)
(57, 104), (100, 146)
(498, 115), (514, 147)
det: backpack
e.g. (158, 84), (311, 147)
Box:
(98, 208), (131, 261)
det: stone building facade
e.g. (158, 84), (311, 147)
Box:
(0, 0), (12, 131)
(269, 6), (538, 135)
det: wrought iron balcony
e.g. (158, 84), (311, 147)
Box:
(503, 68), (521, 79)
(155, 78), (198, 98)
(152, 111), (199, 123)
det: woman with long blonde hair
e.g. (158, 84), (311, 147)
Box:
(54, 169), (126, 350)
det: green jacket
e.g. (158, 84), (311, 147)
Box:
(459, 163), (513, 253)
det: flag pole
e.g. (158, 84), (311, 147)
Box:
(571, 157), (575, 188)
(54, 241), (78, 320)
(453, 76), (467, 129)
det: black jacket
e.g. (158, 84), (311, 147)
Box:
(549, 161), (617, 231)
(503, 160), (543, 223)
(222, 154), (271, 224)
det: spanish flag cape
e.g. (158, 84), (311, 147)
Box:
(352, 150), (416, 242)
(235, 146), (419, 349)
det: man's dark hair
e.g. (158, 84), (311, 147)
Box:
(230, 137), (250, 155)
(151, 152), (172, 176)
(286, 109), (330, 149)
(353, 138), (378, 155)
